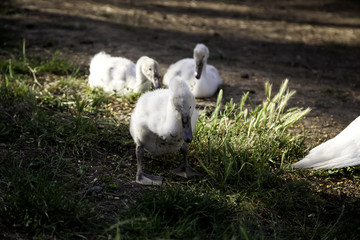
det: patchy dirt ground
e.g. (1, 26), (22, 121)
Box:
(2, 0), (360, 135)
(1, 0), (360, 233)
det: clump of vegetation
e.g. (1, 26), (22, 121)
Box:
(195, 79), (311, 188)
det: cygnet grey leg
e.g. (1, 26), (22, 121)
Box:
(174, 143), (202, 178)
(135, 145), (163, 186)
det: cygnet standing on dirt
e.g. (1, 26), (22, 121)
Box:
(130, 76), (199, 185)
(292, 115), (360, 169)
(163, 43), (222, 98)
(88, 51), (161, 95)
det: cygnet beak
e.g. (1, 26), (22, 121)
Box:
(195, 62), (203, 80)
(153, 72), (162, 89)
(182, 116), (193, 143)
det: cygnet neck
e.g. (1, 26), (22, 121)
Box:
(135, 57), (148, 84)
(160, 95), (181, 138)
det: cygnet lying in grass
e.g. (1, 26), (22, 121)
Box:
(163, 43), (222, 98)
(89, 51), (161, 95)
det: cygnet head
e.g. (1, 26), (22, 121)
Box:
(193, 43), (209, 80)
(139, 56), (162, 89)
(169, 76), (196, 143)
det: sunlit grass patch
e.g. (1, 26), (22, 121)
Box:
(1, 43), (78, 78)
(194, 79), (311, 188)
(0, 70), (120, 153)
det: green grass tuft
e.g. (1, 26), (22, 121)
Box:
(195, 79), (311, 188)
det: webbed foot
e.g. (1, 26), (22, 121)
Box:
(136, 172), (163, 186)
(174, 164), (202, 178)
